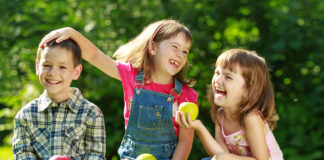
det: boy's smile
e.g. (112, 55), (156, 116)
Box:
(36, 47), (81, 103)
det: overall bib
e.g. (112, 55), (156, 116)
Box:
(118, 71), (182, 160)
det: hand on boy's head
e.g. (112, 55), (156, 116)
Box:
(39, 27), (74, 48)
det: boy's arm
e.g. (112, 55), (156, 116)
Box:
(12, 112), (37, 160)
(83, 106), (106, 160)
(172, 127), (194, 160)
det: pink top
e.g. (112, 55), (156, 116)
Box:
(117, 62), (198, 136)
(220, 116), (283, 160)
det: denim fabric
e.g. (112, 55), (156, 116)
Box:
(118, 71), (182, 160)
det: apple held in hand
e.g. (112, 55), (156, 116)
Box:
(178, 102), (199, 121)
(49, 155), (71, 160)
(136, 153), (157, 160)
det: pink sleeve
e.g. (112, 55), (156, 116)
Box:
(177, 86), (199, 107)
(117, 62), (137, 126)
(117, 62), (137, 94)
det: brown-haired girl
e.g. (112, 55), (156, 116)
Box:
(177, 49), (283, 160)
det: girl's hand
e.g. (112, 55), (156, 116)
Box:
(39, 27), (75, 48)
(176, 111), (201, 130)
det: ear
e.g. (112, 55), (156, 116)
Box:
(148, 41), (157, 56)
(35, 60), (40, 75)
(72, 64), (82, 80)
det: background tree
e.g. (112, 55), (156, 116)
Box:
(1, 0), (323, 159)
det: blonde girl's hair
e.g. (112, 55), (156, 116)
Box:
(113, 19), (195, 87)
(209, 49), (279, 130)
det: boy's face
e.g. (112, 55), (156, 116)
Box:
(36, 47), (82, 102)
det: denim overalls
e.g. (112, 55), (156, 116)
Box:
(118, 71), (182, 160)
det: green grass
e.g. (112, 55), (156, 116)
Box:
(0, 146), (13, 160)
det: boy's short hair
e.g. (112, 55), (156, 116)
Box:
(37, 38), (81, 67)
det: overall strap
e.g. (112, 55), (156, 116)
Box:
(135, 70), (145, 88)
(169, 79), (182, 98)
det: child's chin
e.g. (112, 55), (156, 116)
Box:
(214, 97), (225, 105)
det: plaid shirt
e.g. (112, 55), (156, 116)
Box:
(13, 87), (106, 160)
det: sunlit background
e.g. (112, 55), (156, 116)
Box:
(1, 0), (323, 159)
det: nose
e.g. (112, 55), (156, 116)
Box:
(48, 67), (58, 76)
(213, 74), (222, 86)
(176, 51), (183, 58)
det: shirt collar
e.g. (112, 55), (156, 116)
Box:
(38, 87), (83, 113)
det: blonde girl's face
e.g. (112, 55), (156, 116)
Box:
(151, 32), (191, 79)
(212, 65), (246, 110)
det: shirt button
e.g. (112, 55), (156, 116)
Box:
(156, 112), (160, 117)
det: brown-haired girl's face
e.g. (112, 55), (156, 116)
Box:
(212, 65), (246, 110)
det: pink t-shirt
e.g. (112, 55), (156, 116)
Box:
(220, 116), (283, 159)
(117, 62), (198, 136)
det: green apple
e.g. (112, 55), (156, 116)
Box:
(136, 153), (157, 160)
(178, 102), (199, 121)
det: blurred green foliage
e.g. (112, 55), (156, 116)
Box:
(1, 0), (323, 159)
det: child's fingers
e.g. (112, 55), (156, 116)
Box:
(39, 31), (59, 48)
(39, 28), (69, 48)
(176, 112), (186, 128)
(186, 113), (193, 125)
(179, 112), (190, 128)
(56, 34), (69, 43)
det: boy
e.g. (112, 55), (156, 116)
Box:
(12, 39), (106, 159)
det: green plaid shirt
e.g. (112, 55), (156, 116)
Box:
(13, 88), (106, 160)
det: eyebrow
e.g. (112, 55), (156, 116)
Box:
(171, 42), (190, 51)
(171, 42), (180, 46)
(216, 68), (235, 76)
(42, 60), (69, 65)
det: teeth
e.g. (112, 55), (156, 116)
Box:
(170, 60), (179, 67)
(217, 88), (225, 92)
(47, 79), (60, 84)
(214, 86), (225, 92)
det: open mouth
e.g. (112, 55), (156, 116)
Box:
(46, 79), (61, 85)
(169, 59), (180, 68)
(215, 89), (226, 96)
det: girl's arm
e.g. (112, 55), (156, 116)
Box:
(212, 113), (269, 160)
(39, 27), (120, 80)
(214, 122), (229, 153)
(172, 127), (194, 160)
(243, 113), (269, 160)
(176, 112), (225, 157)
